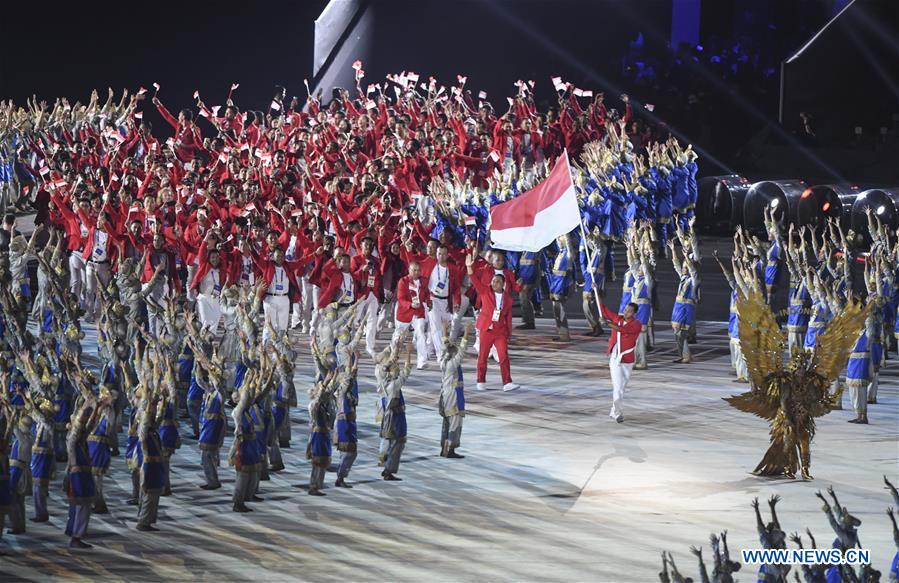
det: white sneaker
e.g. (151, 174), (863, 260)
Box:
(476, 383), (486, 391)
(502, 382), (520, 392)
(417, 362), (428, 370)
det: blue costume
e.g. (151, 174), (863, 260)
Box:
(198, 391), (225, 450)
(336, 366), (359, 453)
(671, 273), (696, 330)
(804, 299), (832, 350)
(307, 397), (333, 467)
(87, 411), (112, 477)
(231, 408), (261, 473)
(139, 426), (166, 495)
(66, 431), (95, 505)
(787, 282), (811, 339)
(548, 238), (573, 299)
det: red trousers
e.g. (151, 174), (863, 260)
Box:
(477, 327), (512, 384)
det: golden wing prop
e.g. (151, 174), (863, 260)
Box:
(723, 385), (782, 421)
(736, 290), (786, 389)
(812, 298), (872, 385)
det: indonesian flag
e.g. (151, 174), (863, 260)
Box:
(489, 151), (581, 252)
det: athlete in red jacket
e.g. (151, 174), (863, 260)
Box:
(599, 301), (642, 423)
(466, 250), (518, 392)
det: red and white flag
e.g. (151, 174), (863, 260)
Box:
(489, 151), (581, 252)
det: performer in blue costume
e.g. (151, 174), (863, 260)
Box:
(380, 345), (413, 481)
(762, 206), (784, 303)
(86, 387), (113, 514)
(307, 371), (338, 496)
(64, 398), (99, 548)
(579, 233), (605, 337)
(668, 237), (698, 364)
(229, 362), (266, 513)
(439, 324), (470, 458)
(136, 393), (165, 531)
(515, 250), (541, 330)
(548, 233), (575, 342)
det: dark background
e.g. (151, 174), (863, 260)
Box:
(0, 1), (329, 121)
(1, 0), (896, 183)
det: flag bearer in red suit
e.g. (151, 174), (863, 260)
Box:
(599, 300), (642, 423)
(466, 249), (519, 392)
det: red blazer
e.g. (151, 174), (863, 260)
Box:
(141, 247), (183, 293)
(600, 303), (642, 364)
(470, 273), (513, 336)
(395, 275), (430, 323)
(350, 253), (382, 299)
(252, 253), (307, 302)
(317, 262), (360, 309)
(190, 243), (231, 293)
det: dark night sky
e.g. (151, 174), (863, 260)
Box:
(0, 1), (328, 117)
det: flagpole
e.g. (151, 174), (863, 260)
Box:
(562, 149), (605, 315)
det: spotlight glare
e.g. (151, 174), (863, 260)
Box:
(801, 188), (813, 199)
(770, 199), (780, 209)
(876, 205), (886, 215)
(822, 202), (830, 212)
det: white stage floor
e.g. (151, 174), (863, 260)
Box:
(1, 320), (896, 582)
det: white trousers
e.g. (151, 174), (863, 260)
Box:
(730, 338), (748, 380)
(379, 297), (396, 331)
(849, 382), (867, 417)
(298, 277), (319, 330)
(197, 294), (222, 333)
(307, 281), (323, 332)
(427, 297), (453, 360)
(263, 295), (290, 342)
(85, 260), (112, 320)
(185, 264), (199, 302)
(609, 357), (633, 419)
(355, 292), (380, 355)
(394, 317), (428, 367)
(451, 292), (471, 339)
(69, 252), (86, 305)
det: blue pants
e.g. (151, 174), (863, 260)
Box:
(66, 503), (91, 538)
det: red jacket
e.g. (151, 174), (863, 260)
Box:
(350, 253), (382, 299)
(252, 253), (307, 303)
(395, 275), (430, 323)
(190, 243), (231, 293)
(142, 246), (183, 293)
(317, 262), (360, 309)
(470, 272), (513, 336)
(600, 303), (642, 364)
